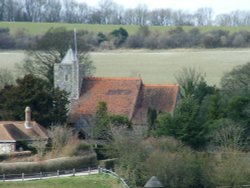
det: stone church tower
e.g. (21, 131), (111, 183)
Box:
(54, 48), (84, 100)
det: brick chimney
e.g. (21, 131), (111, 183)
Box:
(24, 106), (32, 129)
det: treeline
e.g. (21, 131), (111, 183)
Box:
(1, 0), (250, 26)
(2, 26), (250, 50)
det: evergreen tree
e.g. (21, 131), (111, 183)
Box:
(0, 74), (68, 127)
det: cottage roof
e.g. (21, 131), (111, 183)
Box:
(69, 77), (142, 122)
(0, 121), (48, 142)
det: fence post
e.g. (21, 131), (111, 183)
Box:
(88, 167), (91, 175)
(57, 170), (59, 177)
(73, 168), (75, 176)
(40, 172), (42, 179)
(3, 174), (5, 182)
(22, 173), (24, 181)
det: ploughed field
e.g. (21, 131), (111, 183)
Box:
(1, 48), (250, 86)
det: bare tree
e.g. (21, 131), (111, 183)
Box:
(195, 7), (213, 26)
(43, 0), (61, 22)
(0, 0), (5, 21)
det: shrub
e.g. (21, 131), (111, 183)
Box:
(232, 33), (245, 47)
(61, 140), (93, 157)
(0, 151), (32, 162)
(99, 158), (117, 170)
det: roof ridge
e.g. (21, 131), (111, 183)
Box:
(84, 77), (142, 81)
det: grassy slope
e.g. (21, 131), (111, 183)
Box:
(1, 22), (250, 35)
(0, 175), (121, 188)
(1, 49), (250, 86)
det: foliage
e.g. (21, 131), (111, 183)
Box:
(0, 68), (15, 89)
(110, 27), (128, 47)
(48, 125), (74, 156)
(92, 101), (132, 140)
(175, 67), (215, 101)
(0, 74), (69, 126)
(99, 158), (117, 169)
(221, 62), (250, 98)
(147, 108), (157, 132)
(214, 151), (250, 187)
(93, 101), (110, 140)
(220, 62), (250, 133)
(211, 119), (245, 151)
(110, 134), (215, 188)
(29, 140), (47, 158)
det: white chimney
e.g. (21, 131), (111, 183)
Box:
(24, 106), (32, 129)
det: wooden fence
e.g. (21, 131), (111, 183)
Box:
(99, 167), (130, 188)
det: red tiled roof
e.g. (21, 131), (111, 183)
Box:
(0, 121), (48, 142)
(69, 77), (142, 122)
(132, 84), (179, 125)
(69, 77), (179, 126)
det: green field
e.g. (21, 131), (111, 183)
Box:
(0, 175), (122, 188)
(1, 49), (250, 86)
(1, 22), (250, 35)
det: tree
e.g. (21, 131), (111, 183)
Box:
(43, 0), (61, 22)
(0, 68), (14, 89)
(195, 7), (213, 26)
(0, 74), (69, 127)
(92, 101), (132, 139)
(175, 67), (215, 102)
(221, 62), (250, 98)
(110, 27), (128, 47)
(92, 101), (110, 139)
(211, 119), (245, 151)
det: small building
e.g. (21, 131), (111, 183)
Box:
(0, 107), (48, 154)
(54, 48), (180, 137)
(144, 176), (164, 188)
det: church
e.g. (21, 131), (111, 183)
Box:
(54, 48), (179, 136)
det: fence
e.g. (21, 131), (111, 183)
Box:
(0, 167), (98, 182)
(99, 167), (130, 188)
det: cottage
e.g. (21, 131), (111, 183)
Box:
(54, 48), (179, 136)
(0, 107), (48, 154)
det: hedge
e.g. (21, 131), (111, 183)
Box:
(0, 154), (97, 174)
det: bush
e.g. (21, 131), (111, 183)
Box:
(99, 158), (117, 170)
(0, 151), (32, 162)
(61, 140), (93, 157)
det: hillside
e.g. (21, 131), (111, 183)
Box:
(1, 22), (250, 35)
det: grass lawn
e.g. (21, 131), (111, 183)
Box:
(1, 48), (250, 86)
(1, 22), (250, 35)
(0, 175), (122, 188)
